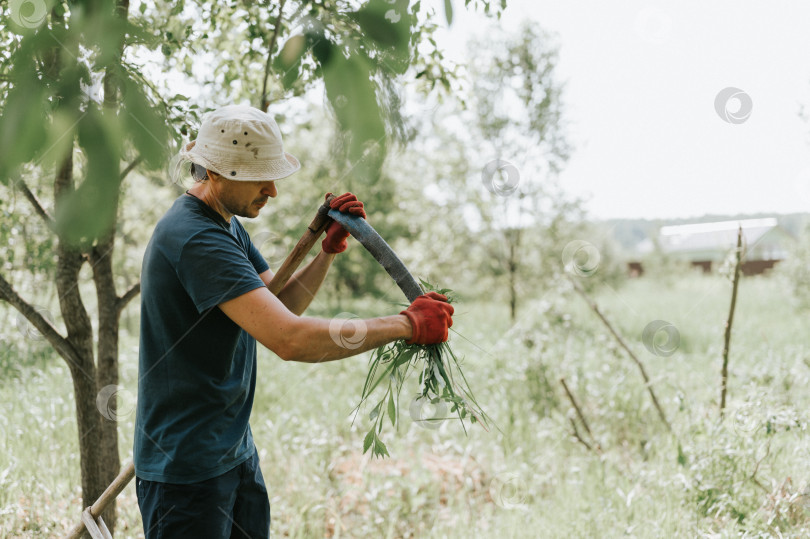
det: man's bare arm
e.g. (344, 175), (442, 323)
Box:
(219, 287), (412, 363)
(257, 249), (335, 315)
(258, 268), (273, 287)
(276, 250), (336, 315)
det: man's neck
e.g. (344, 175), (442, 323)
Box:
(187, 185), (233, 223)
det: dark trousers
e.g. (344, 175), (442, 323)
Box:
(136, 447), (270, 538)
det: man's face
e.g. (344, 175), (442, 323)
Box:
(211, 174), (278, 219)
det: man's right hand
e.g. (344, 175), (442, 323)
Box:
(322, 192), (366, 254)
(400, 292), (454, 345)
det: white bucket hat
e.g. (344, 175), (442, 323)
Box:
(176, 105), (300, 182)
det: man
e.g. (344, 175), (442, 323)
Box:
(134, 105), (454, 538)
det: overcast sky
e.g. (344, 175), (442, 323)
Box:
(433, 0), (810, 220)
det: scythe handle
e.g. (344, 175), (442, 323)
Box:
(266, 194), (336, 296)
(63, 460), (135, 539)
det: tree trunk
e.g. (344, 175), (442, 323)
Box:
(52, 150), (124, 538)
(0, 1), (134, 535)
(54, 150), (117, 534)
(91, 237), (122, 531)
(507, 228), (521, 322)
(90, 0), (132, 525)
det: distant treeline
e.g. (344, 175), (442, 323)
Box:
(598, 212), (810, 252)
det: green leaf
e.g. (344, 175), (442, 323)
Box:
(363, 429), (375, 454)
(374, 438), (390, 458)
(349, 0), (411, 53)
(369, 401), (381, 422)
(120, 70), (171, 169)
(0, 42), (49, 183)
(391, 348), (416, 376)
(318, 41), (386, 165)
(444, 0), (454, 25)
(274, 33), (308, 90)
(363, 358), (398, 400)
(387, 392), (396, 427)
(55, 106), (123, 245)
(352, 282), (494, 456)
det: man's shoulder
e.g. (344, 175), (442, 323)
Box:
(158, 194), (204, 224)
(145, 197), (224, 266)
(154, 196), (225, 240)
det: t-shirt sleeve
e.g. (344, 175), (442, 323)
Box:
(177, 228), (268, 313)
(232, 218), (270, 275)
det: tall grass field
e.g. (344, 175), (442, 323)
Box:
(1, 272), (809, 537)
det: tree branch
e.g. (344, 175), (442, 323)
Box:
(567, 417), (595, 453)
(260, 0), (287, 112)
(0, 272), (84, 368)
(749, 439), (771, 493)
(120, 155), (142, 181)
(117, 281), (140, 316)
(14, 178), (56, 232)
(560, 377), (594, 438)
(569, 276), (672, 432)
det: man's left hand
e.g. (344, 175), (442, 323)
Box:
(322, 192), (366, 254)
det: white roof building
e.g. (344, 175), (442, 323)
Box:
(656, 218), (792, 262)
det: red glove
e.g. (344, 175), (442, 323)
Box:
(322, 192), (367, 254)
(400, 292), (455, 345)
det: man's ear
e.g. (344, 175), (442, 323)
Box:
(206, 169), (221, 183)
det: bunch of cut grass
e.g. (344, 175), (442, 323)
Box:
(352, 281), (492, 458)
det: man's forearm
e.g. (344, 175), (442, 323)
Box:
(277, 250), (336, 315)
(284, 314), (412, 363)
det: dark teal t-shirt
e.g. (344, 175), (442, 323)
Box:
(134, 194), (270, 484)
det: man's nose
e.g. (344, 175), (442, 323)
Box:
(262, 181), (277, 198)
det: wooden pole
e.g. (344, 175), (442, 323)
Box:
(64, 461), (134, 539)
(719, 225), (743, 418)
(266, 195), (335, 295)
